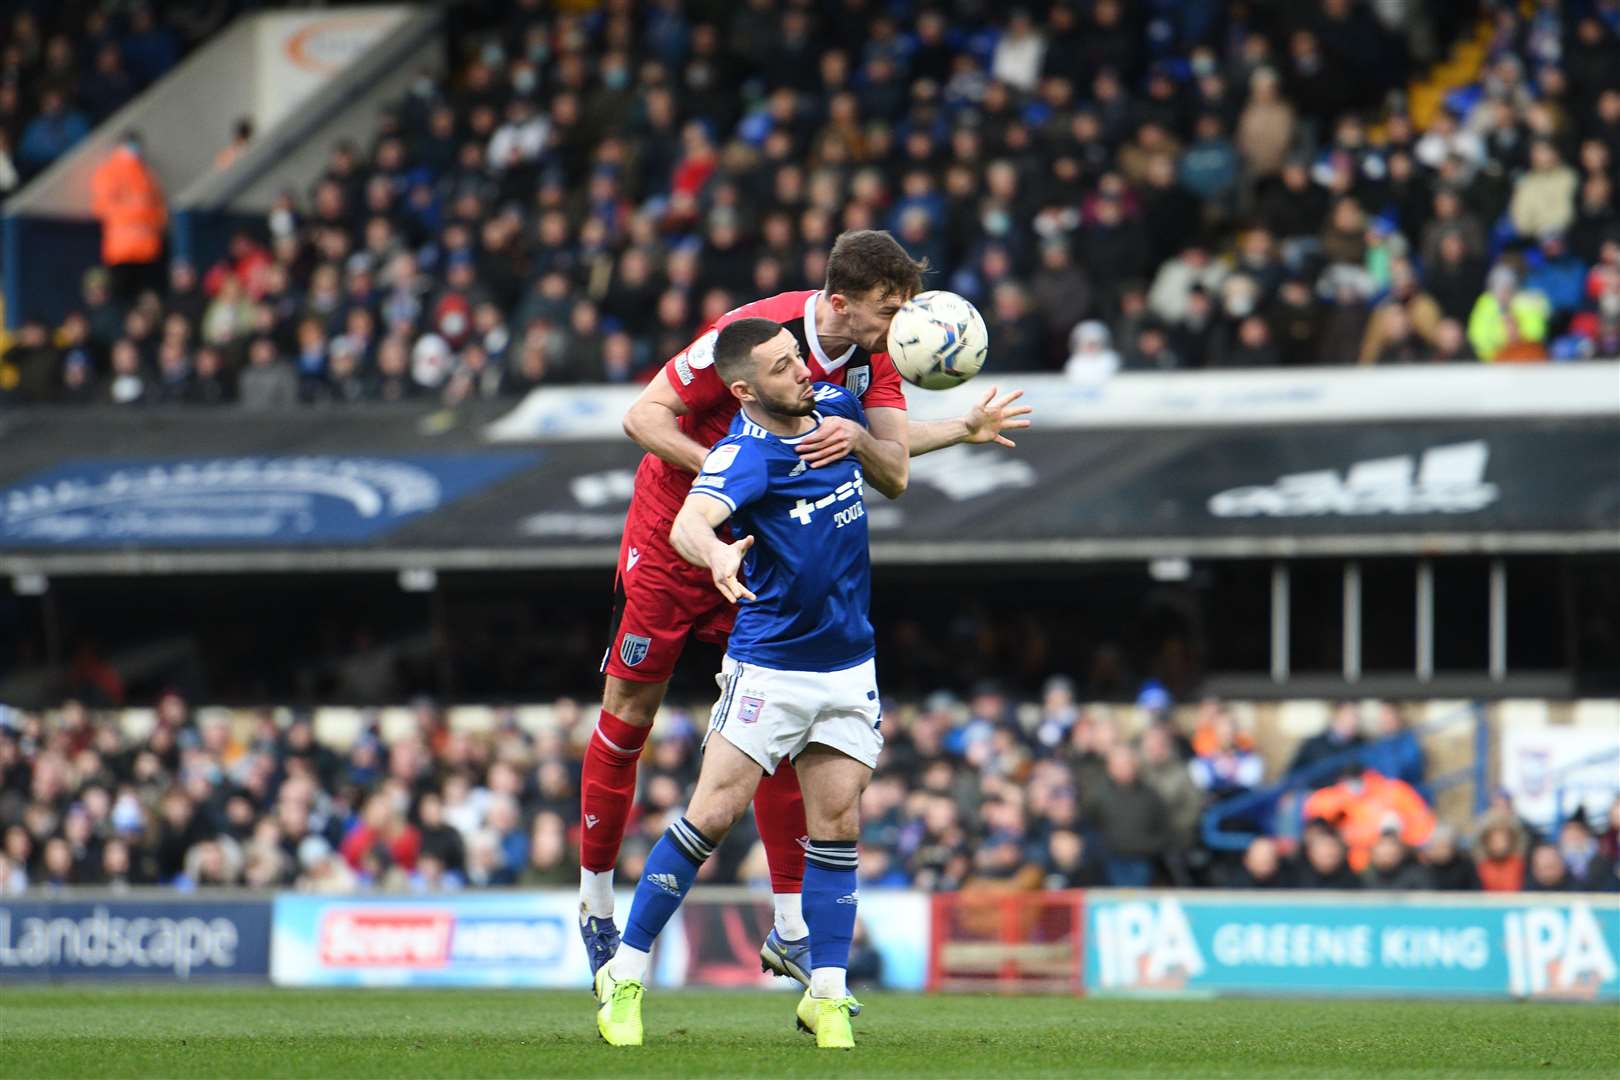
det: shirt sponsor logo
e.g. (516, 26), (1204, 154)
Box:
(788, 469), (864, 525)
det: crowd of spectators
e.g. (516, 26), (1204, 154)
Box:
(3, 689), (1616, 898)
(4, 0), (1620, 406)
(0, 2), (240, 194)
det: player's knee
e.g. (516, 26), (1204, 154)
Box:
(602, 676), (663, 727)
(686, 787), (749, 843)
(807, 798), (860, 842)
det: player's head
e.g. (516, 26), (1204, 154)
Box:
(824, 229), (926, 352)
(714, 317), (814, 418)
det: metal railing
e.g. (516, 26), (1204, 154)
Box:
(1200, 702), (1489, 852)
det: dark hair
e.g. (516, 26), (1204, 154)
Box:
(824, 229), (926, 300)
(713, 317), (783, 383)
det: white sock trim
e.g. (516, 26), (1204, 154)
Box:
(609, 943), (650, 984)
(580, 867), (615, 919)
(773, 891), (809, 940)
(810, 966), (848, 999)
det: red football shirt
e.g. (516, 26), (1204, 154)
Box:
(633, 290), (908, 514)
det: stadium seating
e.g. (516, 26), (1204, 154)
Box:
(4, 0), (1619, 405)
(2, 694), (1616, 896)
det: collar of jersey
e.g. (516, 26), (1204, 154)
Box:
(804, 291), (857, 373)
(738, 405), (823, 444)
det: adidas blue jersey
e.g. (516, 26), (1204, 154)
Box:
(688, 383), (874, 672)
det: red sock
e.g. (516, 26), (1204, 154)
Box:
(579, 710), (652, 873)
(754, 762), (808, 894)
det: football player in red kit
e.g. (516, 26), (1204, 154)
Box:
(580, 230), (1030, 991)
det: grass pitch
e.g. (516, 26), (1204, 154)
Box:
(0, 987), (1615, 1078)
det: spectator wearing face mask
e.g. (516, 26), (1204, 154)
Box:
(1064, 319), (1122, 381)
(1557, 812), (1620, 892)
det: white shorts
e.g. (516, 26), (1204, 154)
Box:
(703, 654), (884, 774)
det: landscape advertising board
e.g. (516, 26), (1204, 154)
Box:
(0, 898), (271, 980)
(1083, 892), (1620, 1001)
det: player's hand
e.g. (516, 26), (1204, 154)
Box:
(794, 416), (865, 468)
(711, 535), (756, 603)
(962, 385), (1033, 448)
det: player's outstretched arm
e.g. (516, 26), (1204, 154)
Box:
(670, 495), (756, 603)
(795, 407), (909, 499)
(623, 373), (710, 475)
(907, 385), (1033, 457)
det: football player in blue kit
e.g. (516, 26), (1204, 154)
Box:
(592, 317), (889, 1050)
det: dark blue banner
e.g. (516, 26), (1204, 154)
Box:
(0, 454), (535, 547)
(0, 898), (271, 980)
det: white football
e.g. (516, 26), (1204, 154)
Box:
(885, 290), (989, 390)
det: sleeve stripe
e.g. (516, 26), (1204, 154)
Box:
(690, 487), (738, 512)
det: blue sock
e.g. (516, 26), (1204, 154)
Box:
(622, 817), (715, 953)
(803, 839), (858, 981)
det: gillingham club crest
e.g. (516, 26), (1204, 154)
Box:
(619, 633), (651, 668)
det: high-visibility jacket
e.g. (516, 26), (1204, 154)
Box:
(1467, 290), (1549, 362)
(1302, 770), (1436, 872)
(90, 146), (167, 266)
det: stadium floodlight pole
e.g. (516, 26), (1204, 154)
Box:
(1415, 560), (1434, 683)
(1489, 559), (1507, 681)
(1342, 561), (1361, 684)
(1270, 562), (1289, 684)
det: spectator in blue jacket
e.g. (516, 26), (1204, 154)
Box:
(1361, 701), (1427, 794)
(120, 4), (182, 88)
(17, 90), (89, 178)
(1523, 232), (1588, 315)
(1179, 113), (1240, 205)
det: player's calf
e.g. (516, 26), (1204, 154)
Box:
(596, 735), (764, 1042)
(579, 680), (665, 924)
(794, 744), (872, 1043)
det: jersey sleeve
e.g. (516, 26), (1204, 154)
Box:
(662, 291), (816, 411)
(688, 438), (769, 515)
(662, 326), (729, 412)
(861, 350), (909, 411)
